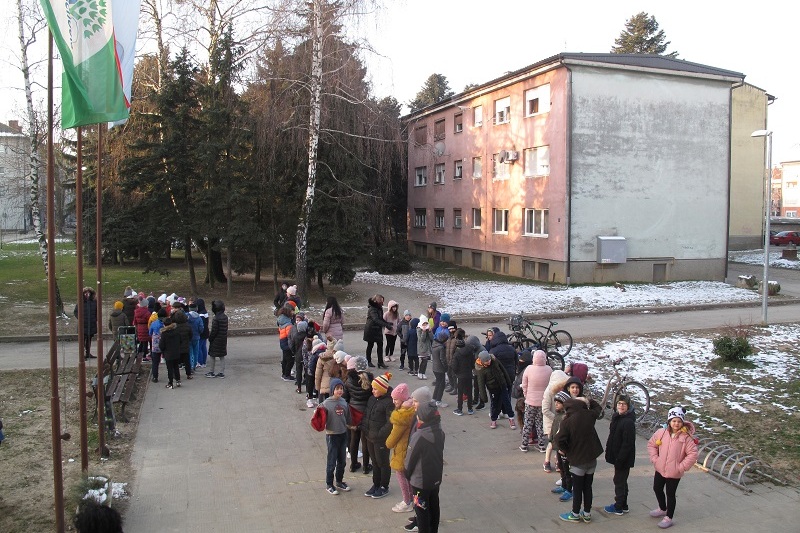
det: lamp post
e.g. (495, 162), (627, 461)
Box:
(751, 129), (773, 325)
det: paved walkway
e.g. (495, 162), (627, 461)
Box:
(117, 333), (798, 533)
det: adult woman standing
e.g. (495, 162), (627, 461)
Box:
(383, 300), (401, 362)
(363, 294), (393, 368)
(73, 287), (98, 359)
(322, 296), (345, 341)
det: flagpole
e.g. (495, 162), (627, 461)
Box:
(96, 125), (107, 457)
(47, 29), (67, 533)
(76, 126), (89, 472)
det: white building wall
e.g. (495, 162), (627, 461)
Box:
(569, 67), (731, 265)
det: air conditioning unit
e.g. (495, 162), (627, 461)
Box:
(505, 150), (518, 162)
(498, 150), (507, 163)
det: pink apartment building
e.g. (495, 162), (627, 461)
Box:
(406, 53), (750, 284)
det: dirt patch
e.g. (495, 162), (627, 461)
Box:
(0, 366), (146, 532)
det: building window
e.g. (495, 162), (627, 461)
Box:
(453, 249), (463, 265)
(434, 163), (446, 184)
(494, 96), (510, 125)
(525, 83), (550, 116)
(434, 209), (445, 229)
(493, 208), (509, 233)
(473, 105), (483, 127)
(414, 243), (428, 257)
(415, 167), (428, 186)
(522, 260), (536, 278)
(787, 211), (797, 218)
(472, 157), (482, 178)
(414, 124), (427, 145)
(454, 113), (463, 133)
(524, 146), (550, 177)
(414, 209), (427, 228)
(471, 252), (482, 268)
(492, 154), (509, 179)
(523, 208), (549, 236)
(492, 255), (509, 273)
(471, 208), (481, 229)
(454, 160), (463, 180)
(435, 246), (446, 260)
(538, 262), (549, 282)
(433, 119), (445, 141)
(453, 209), (462, 229)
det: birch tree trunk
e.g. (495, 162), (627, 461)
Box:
(17, 0), (65, 316)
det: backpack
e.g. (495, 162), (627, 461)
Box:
(310, 405), (327, 432)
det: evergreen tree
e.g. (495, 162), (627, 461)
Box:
(409, 73), (454, 111)
(611, 12), (678, 57)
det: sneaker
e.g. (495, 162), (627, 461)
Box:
(152, 377), (158, 383)
(538, 445), (547, 453)
(326, 485), (339, 495)
(403, 523), (418, 532)
(490, 420), (497, 429)
(559, 490), (573, 502)
(216, 373), (225, 379)
(509, 420), (517, 430)
(650, 508), (667, 518)
(603, 504), (623, 515)
(392, 500), (412, 513)
(175, 381), (182, 387)
(418, 374), (427, 380)
(519, 445), (529, 452)
(556, 479), (562, 486)
(371, 486), (389, 499)
(551, 486), (565, 494)
(467, 409), (475, 415)
(559, 511), (581, 522)
(205, 372), (216, 378)
(166, 383), (173, 389)
(306, 399), (315, 408)
(363, 464), (373, 475)
(658, 517), (673, 529)
(581, 511), (591, 523)
(281, 375), (293, 382)
(364, 485), (377, 497)
(368, 362), (376, 367)
(475, 403), (486, 411)
(453, 409), (464, 416)
(399, 365), (405, 370)
(543, 462), (553, 473)
(622, 507), (630, 514)
(407, 370), (416, 375)
(335, 481), (351, 492)
(436, 401), (448, 408)
(349, 462), (362, 472)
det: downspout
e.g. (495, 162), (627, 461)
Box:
(724, 82), (744, 282)
(565, 64), (573, 286)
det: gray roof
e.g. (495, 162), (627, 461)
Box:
(0, 122), (24, 136)
(407, 53), (746, 119)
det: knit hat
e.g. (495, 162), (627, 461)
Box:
(564, 376), (584, 396)
(138, 298), (149, 307)
(334, 350), (347, 364)
(403, 310), (411, 317)
(667, 406), (686, 423)
(286, 285), (297, 296)
(114, 301), (123, 310)
(554, 391), (571, 405)
(440, 313), (451, 323)
(418, 314), (429, 329)
(297, 321), (308, 333)
(616, 394), (631, 408)
(391, 383), (410, 401)
(416, 400), (438, 423)
(355, 356), (368, 373)
(428, 302), (437, 310)
(311, 338), (325, 352)
(329, 378), (345, 393)
(411, 386), (433, 404)
(477, 350), (491, 366)
(346, 357), (358, 371)
(372, 372), (392, 394)
(138, 291), (146, 300)
(123, 287), (134, 298)
(518, 350), (533, 365)
(334, 339), (345, 352)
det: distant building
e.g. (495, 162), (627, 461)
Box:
(405, 53), (754, 284)
(0, 120), (30, 231)
(778, 160), (800, 218)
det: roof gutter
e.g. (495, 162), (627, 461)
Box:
(565, 62), (573, 287)
(561, 58), (744, 84)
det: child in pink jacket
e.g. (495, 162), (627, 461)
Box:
(520, 350), (552, 452)
(646, 406), (698, 529)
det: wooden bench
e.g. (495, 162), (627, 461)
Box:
(106, 350), (143, 423)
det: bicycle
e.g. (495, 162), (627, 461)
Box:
(589, 354), (650, 423)
(505, 317), (566, 371)
(507, 314), (573, 357)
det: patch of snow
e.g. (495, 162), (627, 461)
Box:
(729, 249), (800, 270)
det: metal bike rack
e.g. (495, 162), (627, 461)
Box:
(694, 437), (787, 491)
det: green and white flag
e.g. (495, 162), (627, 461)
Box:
(40, 0), (130, 129)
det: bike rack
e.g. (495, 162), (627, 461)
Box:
(694, 437), (788, 491)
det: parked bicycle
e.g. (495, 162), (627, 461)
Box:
(588, 354), (650, 423)
(506, 314), (573, 358)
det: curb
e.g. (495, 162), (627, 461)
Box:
(3, 297), (799, 343)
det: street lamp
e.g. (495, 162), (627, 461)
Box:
(751, 129), (773, 325)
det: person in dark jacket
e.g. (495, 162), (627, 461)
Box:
(362, 372), (395, 499)
(121, 287), (138, 325)
(206, 300), (229, 378)
(108, 301), (129, 341)
(273, 282), (288, 309)
(363, 295), (393, 369)
(406, 317), (420, 376)
(73, 287), (98, 359)
(475, 350), (515, 429)
(159, 317), (181, 389)
(196, 298), (210, 368)
(405, 399), (445, 533)
(603, 394), (636, 515)
(488, 327), (517, 381)
(171, 308), (193, 380)
(344, 356), (374, 473)
(451, 332), (479, 415)
(556, 397), (605, 523)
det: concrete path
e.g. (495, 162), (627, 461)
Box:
(119, 332), (799, 533)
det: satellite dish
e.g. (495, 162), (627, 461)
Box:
(434, 141), (446, 156)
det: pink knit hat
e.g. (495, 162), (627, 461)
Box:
(346, 357), (358, 371)
(391, 382), (410, 401)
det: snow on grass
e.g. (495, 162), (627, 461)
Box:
(729, 248), (800, 270)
